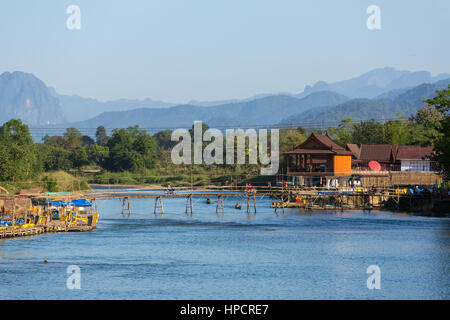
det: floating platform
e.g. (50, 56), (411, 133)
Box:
(0, 226), (45, 239)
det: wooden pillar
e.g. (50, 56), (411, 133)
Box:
(216, 195), (221, 214)
(246, 196), (250, 214)
(12, 197), (15, 226)
(186, 196), (190, 215)
(286, 155), (290, 174)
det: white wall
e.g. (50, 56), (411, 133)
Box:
(400, 160), (431, 172)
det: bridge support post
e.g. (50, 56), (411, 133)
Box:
(186, 195), (193, 216)
(154, 196), (164, 216)
(216, 195), (224, 215)
(246, 196), (250, 214)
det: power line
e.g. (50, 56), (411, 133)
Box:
(25, 117), (408, 137)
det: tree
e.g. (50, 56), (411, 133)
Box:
(63, 127), (82, 150)
(410, 104), (444, 146)
(35, 143), (72, 171)
(351, 120), (386, 145)
(153, 130), (175, 150)
(70, 147), (89, 169)
(105, 126), (157, 172)
(279, 128), (306, 152)
(96, 126), (109, 146)
(425, 85), (450, 179)
(0, 119), (37, 182)
(384, 113), (412, 145)
(327, 118), (354, 146)
(81, 135), (95, 147)
(87, 145), (109, 167)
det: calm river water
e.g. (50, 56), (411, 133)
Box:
(0, 188), (448, 299)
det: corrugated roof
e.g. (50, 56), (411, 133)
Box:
(359, 144), (395, 162)
(346, 144), (360, 158)
(315, 134), (346, 151)
(284, 133), (352, 156)
(396, 146), (433, 160)
(359, 144), (434, 161)
(284, 149), (335, 154)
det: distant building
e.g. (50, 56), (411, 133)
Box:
(355, 144), (435, 173)
(396, 146), (435, 173)
(356, 144), (399, 171)
(282, 136), (438, 187)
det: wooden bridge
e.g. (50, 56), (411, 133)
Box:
(29, 184), (439, 217)
(1, 184), (444, 240)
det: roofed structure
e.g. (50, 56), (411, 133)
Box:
(345, 144), (360, 159)
(283, 133), (352, 176)
(396, 146), (433, 160)
(356, 144), (435, 172)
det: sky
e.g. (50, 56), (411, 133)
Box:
(0, 0), (449, 103)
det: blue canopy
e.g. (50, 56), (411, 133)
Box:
(70, 199), (92, 207)
(47, 199), (92, 207)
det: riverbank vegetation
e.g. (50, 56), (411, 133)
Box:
(0, 87), (448, 193)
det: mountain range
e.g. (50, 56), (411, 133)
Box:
(296, 67), (450, 99)
(73, 91), (350, 129)
(280, 79), (450, 127)
(0, 68), (449, 133)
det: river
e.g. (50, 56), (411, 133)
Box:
(0, 189), (448, 299)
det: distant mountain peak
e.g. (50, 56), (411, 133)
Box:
(298, 67), (449, 99)
(0, 71), (65, 125)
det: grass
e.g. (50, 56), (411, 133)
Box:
(0, 171), (90, 194)
(82, 165), (275, 187)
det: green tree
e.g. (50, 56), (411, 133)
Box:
(105, 126), (157, 172)
(35, 144), (72, 171)
(279, 128), (307, 152)
(70, 147), (90, 169)
(384, 113), (412, 145)
(96, 126), (109, 146)
(153, 130), (175, 150)
(0, 119), (37, 182)
(425, 86), (450, 179)
(87, 145), (109, 167)
(352, 120), (386, 145)
(410, 104), (444, 146)
(81, 135), (95, 147)
(63, 127), (82, 150)
(327, 118), (354, 146)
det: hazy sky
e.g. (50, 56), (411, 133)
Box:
(0, 0), (449, 103)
